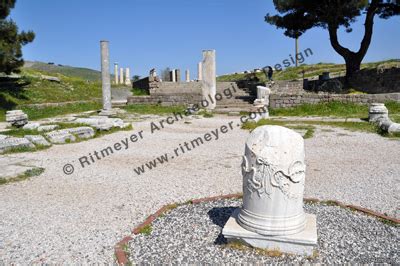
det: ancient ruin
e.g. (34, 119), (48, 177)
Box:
(6, 110), (28, 127)
(223, 125), (317, 255)
(369, 103), (400, 134)
(99, 40), (116, 116)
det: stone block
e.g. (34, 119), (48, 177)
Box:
(38, 125), (59, 132)
(24, 135), (51, 146)
(45, 130), (76, 144)
(75, 116), (126, 130)
(369, 103), (389, 123)
(388, 123), (400, 134)
(6, 110), (28, 127)
(0, 137), (34, 153)
(223, 209), (317, 256)
(65, 127), (95, 139)
(23, 123), (41, 130)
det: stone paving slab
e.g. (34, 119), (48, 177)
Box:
(0, 156), (42, 179)
(0, 137), (34, 153)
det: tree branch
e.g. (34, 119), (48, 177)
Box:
(357, 0), (379, 58)
(328, 24), (352, 58)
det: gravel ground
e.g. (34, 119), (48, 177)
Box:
(128, 198), (400, 264)
(0, 115), (399, 263)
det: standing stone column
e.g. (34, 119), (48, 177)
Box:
(185, 69), (190, 82)
(202, 50), (216, 110)
(119, 68), (124, 84)
(125, 68), (131, 86)
(170, 69), (176, 82)
(197, 62), (203, 81)
(114, 63), (119, 84)
(175, 69), (181, 82)
(99, 40), (113, 115)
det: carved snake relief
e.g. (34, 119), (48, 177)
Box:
(242, 156), (305, 198)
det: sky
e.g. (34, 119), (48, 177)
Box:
(10, 0), (400, 77)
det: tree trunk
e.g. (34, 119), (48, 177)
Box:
(344, 53), (362, 79)
(327, 1), (378, 79)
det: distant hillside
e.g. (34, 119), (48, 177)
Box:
(23, 61), (102, 81)
(217, 59), (400, 82)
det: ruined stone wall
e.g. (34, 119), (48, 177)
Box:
(131, 77), (151, 92)
(271, 80), (305, 94)
(348, 67), (400, 94)
(128, 77), (203, 106)
(127, 94), (202, 106)
(306, 67), (400, 94)
(269, 93), (400, 109)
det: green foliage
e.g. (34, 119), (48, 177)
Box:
(265, 0), (372, 38)
(266, 1), (399, 77)
(0, 167), (45, 185)
(138, 225), (152, 236)
(348, 89), (367, 94)
(24, 61), (101, 81)
(198, 110), (214, 118)
(0, 67), (103, 121)
(0, 0), (35, 74)
(132, 75), (141, 82)
(270, 101), (369, 118)
(386, 101), (400, 114)
(131, 87), (149, 96)
(242, 118), (379, 137)
(19, 102), (102, 121)
(217, 60), (399, 82)
(0, 101), (101, 122)
(241, 119), (315, 139)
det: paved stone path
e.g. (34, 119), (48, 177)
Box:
(0, 115), (398, 263)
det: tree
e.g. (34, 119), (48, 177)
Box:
(0, 0), (35, 74)
(266, 0), (399, 78)
(132, 75), (141, 81)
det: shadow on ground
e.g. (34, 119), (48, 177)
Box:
(207, 206), (237, 245)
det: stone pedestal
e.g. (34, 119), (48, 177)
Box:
(254, 86), (271, 106)
(222, 126), (317, 255)
(369, 103), (389, 123)
(223, 210), (317, 256)
(202, 50), (216, 110)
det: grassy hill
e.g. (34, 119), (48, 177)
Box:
(0, 65), (104, 121)
(217, 59), (400, 82)
(24, 61), (102, 81)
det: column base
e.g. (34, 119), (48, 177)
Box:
(222, 209), (318, 256)
(98, 109), (117, 116)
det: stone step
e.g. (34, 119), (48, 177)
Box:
(216, 103), (255, 108)
(217, 100), (253, 105)
(213, 107), (261, 114)
(222, 95), (257, 102)
(217, 91), (254, 97)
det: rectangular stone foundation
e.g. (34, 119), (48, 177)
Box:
(222, 209), (318, 256)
